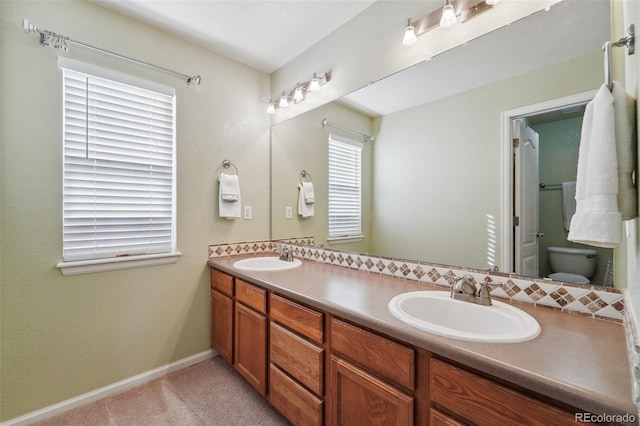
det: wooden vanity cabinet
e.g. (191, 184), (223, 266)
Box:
(234, 279), (267, 396)
(430, 357), (577, 425)
(329, 318), (415, 426)
(210, 270), (233, 363)
(210, 267), (600, 426)
(269, 294), (324, 426)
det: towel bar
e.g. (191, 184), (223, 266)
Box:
(221, 159), (238, 175)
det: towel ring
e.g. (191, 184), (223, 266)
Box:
(300, 170), (312, 184)
(221, 159), (238, 175)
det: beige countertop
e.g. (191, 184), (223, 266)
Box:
(208, 255), (637, 422)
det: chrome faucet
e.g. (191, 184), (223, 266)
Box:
(450, 275), (502, 306)
(275, 246), (294, 262)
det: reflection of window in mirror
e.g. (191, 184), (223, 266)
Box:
(328, 134), (363, 242)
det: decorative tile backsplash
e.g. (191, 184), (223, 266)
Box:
(208, 238), (625, 323)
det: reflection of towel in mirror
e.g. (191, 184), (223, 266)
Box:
(561, 181), (576, 232)
(298, 183), (314, 217)
(300, 181), (315, 204)
(568, 84), (621, 247)
(219, 173), (241, 218)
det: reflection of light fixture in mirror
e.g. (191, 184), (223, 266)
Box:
(293, 86), (304, 103)
(308, 74), (321, 92)
(485, 0), (498, 4)
(266, 102), (275, 114)
(402, 19), (417, 46)
(266, 71), (330, 113)
(440, 0), (457, 28)
(278, 93), (289, 108)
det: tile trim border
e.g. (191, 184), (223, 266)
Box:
(208, 238), (624, 323)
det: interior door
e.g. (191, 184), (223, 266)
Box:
(514, 119), (540, 277)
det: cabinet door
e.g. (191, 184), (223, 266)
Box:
(329, 356), (413, 426)
(211, 289), (233, 363)
(234, 302), (267, 396)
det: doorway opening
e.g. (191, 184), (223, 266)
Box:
(501, 90), (615, 287)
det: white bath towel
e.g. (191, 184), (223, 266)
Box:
(561, 181), (576, 232)
(219, 173), (241, 218)
(568, 84), (621, 248)
(612, 82), (637, 220)
(298, 183), (314, 217)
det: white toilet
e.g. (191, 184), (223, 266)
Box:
(547, 246), (597, 285)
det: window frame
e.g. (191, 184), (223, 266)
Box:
(56, 58), (180, 276)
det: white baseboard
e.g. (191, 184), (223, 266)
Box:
(2, 349), (217, 426)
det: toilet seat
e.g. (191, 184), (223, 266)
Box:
(548, 272), (590, 285)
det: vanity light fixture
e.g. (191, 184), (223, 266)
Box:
(401, 0), (493, 47)
(266, 72), (330, 114)
(402, 19), (417, 47)
(440, 0), (457, 28)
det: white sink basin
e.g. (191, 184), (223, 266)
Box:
(233, 256), (302, 271)
(388, 291), (540, 343)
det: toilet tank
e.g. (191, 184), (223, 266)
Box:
(548, 246), (597, 278)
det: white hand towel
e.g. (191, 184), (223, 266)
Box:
(612, 82), (637, 220)
(219, 173), (241, 218)
(568, 84), (621, 248)
(219, 173), (240, 202)
(561, 181), (576, 232)
(298, 183), (314, 217)
(301, 181), (315, 204)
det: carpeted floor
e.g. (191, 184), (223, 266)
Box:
(36, 356), (290, 425)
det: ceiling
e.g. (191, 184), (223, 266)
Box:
(92, 0), (376, 73)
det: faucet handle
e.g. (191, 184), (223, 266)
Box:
(478, 281), (503, 304)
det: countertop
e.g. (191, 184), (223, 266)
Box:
(208, 255), (637, 421)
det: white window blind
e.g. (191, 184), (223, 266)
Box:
(328, 134), (362, 239)
(61, 67), (176, 263)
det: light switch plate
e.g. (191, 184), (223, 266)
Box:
(285, 206), (293, 219)
(244, 205), (252, 219)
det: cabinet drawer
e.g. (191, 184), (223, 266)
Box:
(270, 294), (323, 343)
(270, 322), (324, 396)
(270, 364), (323, 426)
(235, 279), (266, 314)
(331, 318), (415, 390)
(430, 408), (464, 426)
(210, 269), (233, 296)
(430, 358), (576, 425)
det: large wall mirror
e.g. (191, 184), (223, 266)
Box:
(271, 0), (615, 287)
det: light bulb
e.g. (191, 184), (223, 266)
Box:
(402, 24), (417, 47)
(279, 95), (288, 108)
(293, 87), (304, 102)
(308, 76), (321, 92)
(266, 102), (275, 114)
(439, 4), (457, 28)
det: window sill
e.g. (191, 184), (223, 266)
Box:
(327, 235), (364, 244)
(57, 252), (182, 276)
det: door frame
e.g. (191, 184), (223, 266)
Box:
(500, 90), (597, 273)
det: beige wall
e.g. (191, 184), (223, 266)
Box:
(371, 52), (603, 269)
(0, 0), (270, 420)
